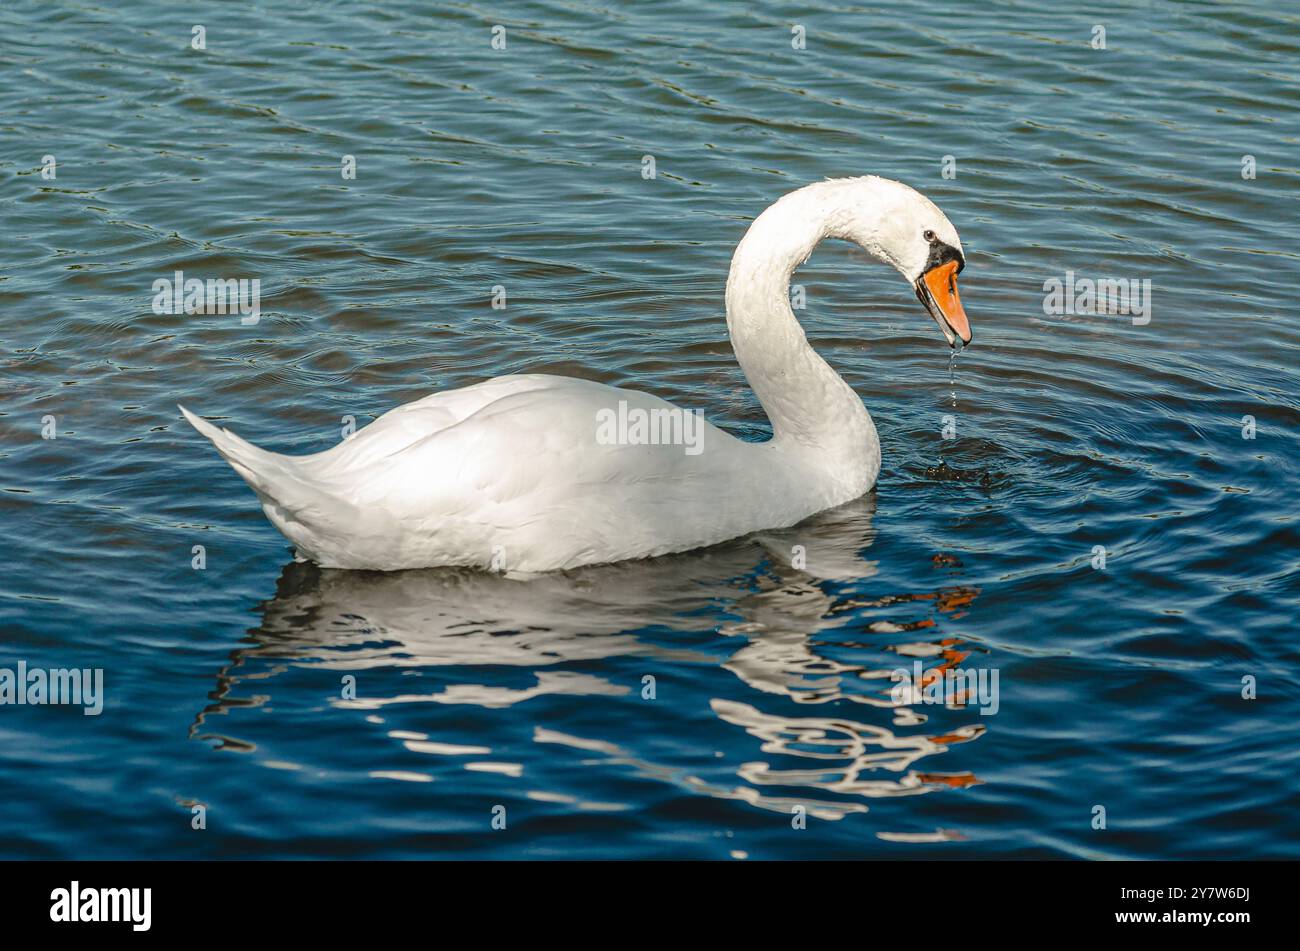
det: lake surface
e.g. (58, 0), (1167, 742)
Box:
(1, 1), (1298, 859)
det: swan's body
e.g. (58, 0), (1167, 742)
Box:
(183, 176), (973, 572)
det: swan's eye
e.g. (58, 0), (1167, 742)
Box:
(923, 229), (936, 242)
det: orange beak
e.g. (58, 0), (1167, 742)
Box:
(916, 260), (972, 349)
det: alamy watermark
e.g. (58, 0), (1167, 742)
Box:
(50, 882), (150, 931)
(1043, 270), (1151, 326)
(152, 269), (261, 325)
(595, 400), (704, 455)
(0, 662), (104, 715)
(890, 661), (999, 716)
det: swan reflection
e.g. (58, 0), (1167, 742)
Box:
(193, 496), (988, 826)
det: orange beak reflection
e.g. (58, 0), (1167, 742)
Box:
(916, 260), (972, 349)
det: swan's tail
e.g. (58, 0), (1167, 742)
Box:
(180, 405), (389, 566)
(178, 402), (353, 535)
(178, 405), (299, 496)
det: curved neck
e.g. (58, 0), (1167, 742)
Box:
(724, 180), (879, 455)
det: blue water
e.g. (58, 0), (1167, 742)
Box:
(2, 0), (1298, 858)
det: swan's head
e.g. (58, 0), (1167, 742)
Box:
(842, 177), (973, 350)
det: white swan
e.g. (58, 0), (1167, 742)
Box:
(182, 176), (972, 572)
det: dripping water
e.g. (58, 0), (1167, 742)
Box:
(948, 348), (959, 408)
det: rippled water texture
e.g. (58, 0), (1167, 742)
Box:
(2, 1), (1298, 858)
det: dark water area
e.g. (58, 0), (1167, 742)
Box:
(1, 1), (1298, 858)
